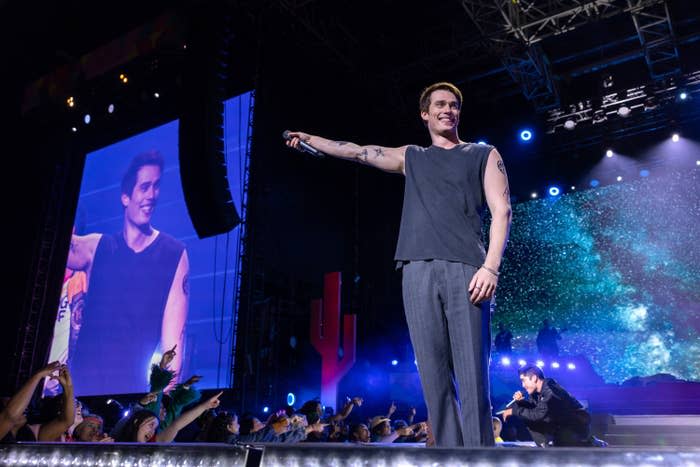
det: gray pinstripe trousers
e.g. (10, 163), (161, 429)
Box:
(402, 259), (495, 447)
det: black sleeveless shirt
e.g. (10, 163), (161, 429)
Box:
(70, 231), (185, 396)
(394, 143), (493, 267)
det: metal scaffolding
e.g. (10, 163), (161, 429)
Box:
(628, 0), (681, 80)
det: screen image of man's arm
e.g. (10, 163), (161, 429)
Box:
(161, 249), (190, 380)
(66, 233), (102, 278)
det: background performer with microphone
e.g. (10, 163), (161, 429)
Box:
(284, 81), (512, 447)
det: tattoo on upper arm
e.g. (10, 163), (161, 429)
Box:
(359, 148), (369, 163)
(182, 273), (190, 296)
(373, 147), (385, 159)
(497, 159), (506, 175)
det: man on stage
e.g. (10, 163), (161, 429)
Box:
(286, 81), (512, 447)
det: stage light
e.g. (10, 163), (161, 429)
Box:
(548, 186), (560, 196)
(414, 359), (418, 366)
(66, 96), (75, 108)
(119, 73), (128, 84)
(567, 363), (576, 370)
(519, 129), (533, 141)
(672, 133), (680, 142)
(477, 140), (487, 145)
(287, 393), (296, 406)
(84, 114), (91, 124)
(518, 359), (526, 367)
(107, 104), (114, 114)
(500, 357), (511, 366)
(617, 106), (631, 118)
(551, 362), (560, 369)
(71, 127), (77, 133)
(123, 410), (130, 418)
(570, 186), (576, 190)
(617, 176), (623, 182)
(106, 399), (113, 404)
(391, 359), (398, 366)
(680, 92), (688, 100)
(696, 160), (700, 166)
(606, 149), (613, 158)
(154, 92), (160, 98)
(590, 179), (600, 187)
(563, 119), (576, 130)
(640, 169), (650, 177)
(530, 192), (538, 199)
(262, 406), (269, 413)
(536, 360), (545, 368)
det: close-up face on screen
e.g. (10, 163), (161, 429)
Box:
(45, 92), (253, 397)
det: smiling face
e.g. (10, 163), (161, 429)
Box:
(121, 165), (161, 228)
(420, 89), (461, 138)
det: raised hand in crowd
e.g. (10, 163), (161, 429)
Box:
(38, 365), (75, 441)
(160, 345), (177, 369)
(387, 401), (397, 418)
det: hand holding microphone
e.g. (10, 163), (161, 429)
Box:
(496, 391), (524, 416)
(283, 130), (325, 158)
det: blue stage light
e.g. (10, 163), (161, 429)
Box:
(536, 360), (545, 368)
(477, 140), (487, 145)
(551, 362), (560, 369)
(391, 359), (398, 366)
(640, 169), (650, 177)
(567, 363), (576, 370)
(680, 92), (688, 100)
(123, 410), (130, 418)
(520, 129), (533, 141)
(500, 357), (511, 366)
(590, 179), (600, 187)
(287, 393), (296, 406)
(263, 406), (269, 413)
(548, 186), (561, 196)
(672, 133), (680, 142)
(518, 359), (527, 367)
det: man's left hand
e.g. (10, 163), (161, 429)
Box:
(469, 267), (498, 304)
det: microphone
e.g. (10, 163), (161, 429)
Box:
(495, 396), (519, 415)
(283, 130), (325, 158)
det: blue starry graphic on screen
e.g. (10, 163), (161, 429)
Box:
(490, 170), (700, 383)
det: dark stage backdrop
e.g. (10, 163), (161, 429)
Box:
(494, 168), (700, 383)
(45, 91), (253, 397)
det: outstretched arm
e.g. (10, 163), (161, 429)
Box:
(469, 149), (512, 304)
(156, 391), (221, 442)
(285, 131), (407, 174)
